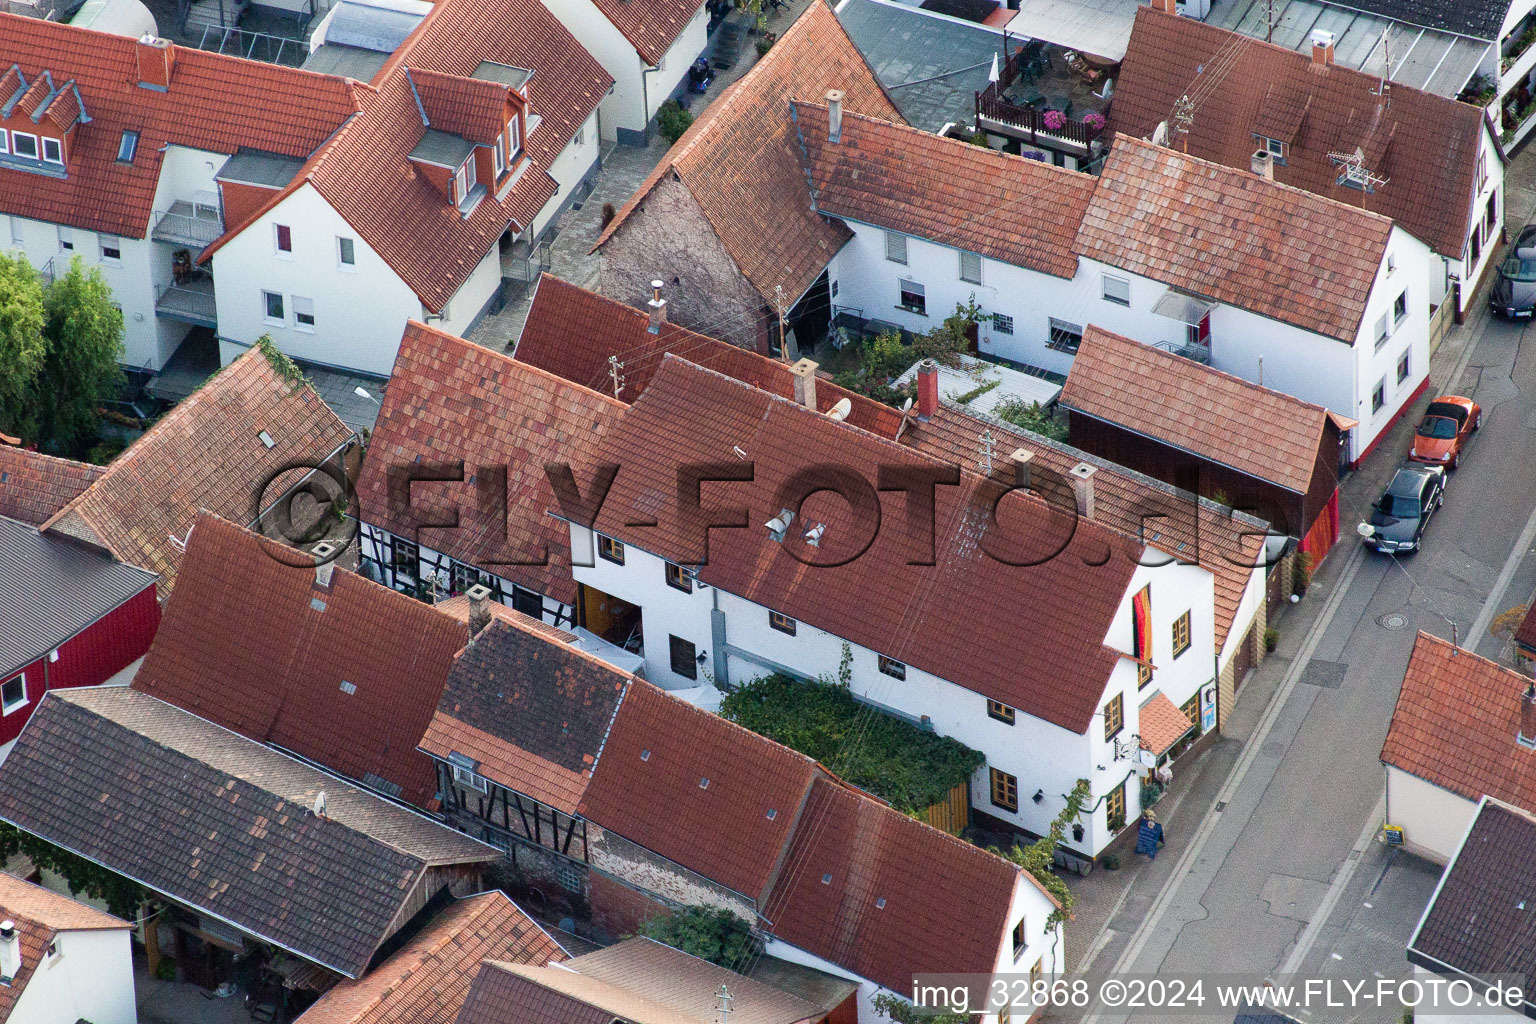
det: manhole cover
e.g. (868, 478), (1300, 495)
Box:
(1378, 612), (1409, 631)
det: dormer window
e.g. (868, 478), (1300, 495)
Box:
(455, 156), (477, 205)
(505, 116), (521, 161)
(1253, 134), (1286, 165)
(11, 132), (38, 160)
(41, 138), (61, 165)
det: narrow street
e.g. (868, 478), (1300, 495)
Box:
(1061, 146), (1536, 1022)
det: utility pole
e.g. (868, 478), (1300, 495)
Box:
(607, 354), (626, 399)
(718, 984), (733, 1024)
(774, 284), (789, 362)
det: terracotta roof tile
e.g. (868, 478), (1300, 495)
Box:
(407, 67), (510, 143)
(435, 594), (578, 644)
(0, 15), (358, 239)
(1381, 631), (1536, 810)
(0, 447), (102, 526)
(1110, 7), (1492, 259)
(1077, 135), (1393, 342)
(39, 346), (352, 592)
(1061, 325), (1333, 494)
(514, 275), (902, 436)
(355, 321), (626, 606)
(1138, 690), (1195, 756)
(133, 513), (467, 807)
(595, 0), (901, 305)
(0, 871), (128, 932)
(795, 104), (1094, 279)
(294, 892), (565, 1024)
(587, 0), (705, 65)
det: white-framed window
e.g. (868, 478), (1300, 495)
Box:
(455, 157), (477, 204)
(1373, 311), (1390, 349)
(959, 250), (982, 284)
(1397, 347), (1411, 384)
(0, 131), (9, 156)
(10, 217), (21, 246)
(56, 226), (72, 252)
(1, 673), (25, 715)
(262, 290), (285, 325)
(1386, 252), (1396, 275)
(506, 116), (521, 159)
(293, 296), (315, 332)
(492, 137), (505, 176)
(885, 230), (908, 264)
(11, 132), (38, 160)
(1393, 289), (1408, 325)
(1254, 135), (1286, 164)
(453, 764), (489, 793)
(1101, 274), (1131, 306)
(337, 236), (356, 270)
(40, 137), (61, 164)
(573, 121), (585, 147)
(99, 235), (121, 262)
(1372, 377), (1386, 414)
(1476, 151), (1488, 194)
(274, 223), (292, 257)
(898, 279), (926, 315)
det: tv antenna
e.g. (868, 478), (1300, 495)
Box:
(607, 354), (626, 399)
(1327, 147), (1389, 207)
(979, 429), (995, 475)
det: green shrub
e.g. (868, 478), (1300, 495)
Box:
(156, 957), (177, 982)
(1264, 626), (1279, 652)
(656, 100), (694, 145)
(1101, 852), (1121, 870)
(994, 396), (1067, 442)
(639, 906), (758, 967)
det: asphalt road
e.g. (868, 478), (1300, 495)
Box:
(1080, 158), (1536, 1023)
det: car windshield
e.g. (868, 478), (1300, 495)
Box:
(1378, 493), (1420, 519)
(1502, 257), (1536, 282)
(1417, 416), (1458, 440)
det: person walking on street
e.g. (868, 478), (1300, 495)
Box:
(1136, 809), (1165, 860)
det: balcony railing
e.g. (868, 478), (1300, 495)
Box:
(977, 86), (1105, 150)
(1154, 339), (1212, 365)
(152, 192), (223, 247)
(155, 278), (218, 327)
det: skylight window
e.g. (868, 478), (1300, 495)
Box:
(117, 130), (138, 164)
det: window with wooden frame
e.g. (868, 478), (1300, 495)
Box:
(999, 1004), (1011, 1024)
(769, 611), (796, 635)
(990, 767), (1018, 812)
(1030, 958), (1042, 987)
(391, 537), (419, 575)
(1172, 611), (1191, 658)
(878, 655), (906, 680)
(1011, 916), (1027, 957)
(1180, 693), (1199, 727)
(1138, 662), (1153, 688)
(597, 535), (625, 565)
(987, 699), (1016, 725)
(1106, 781), (1127, 831)
(669, 635), (698, 680)
(1103, 693), (1123, 741)
(664, 561), (692, 593)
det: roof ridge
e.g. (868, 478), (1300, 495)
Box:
(409, 320), (629, 410)
(1411, 628), (1526, 680)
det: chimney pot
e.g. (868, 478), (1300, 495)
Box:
(1520, 683), (1536, 748)
(135, 34), (175, 90)
(0, 920), (18, 982)
(1311, 29), (1334, 66)
(646, 279), (666, 334)
(311, 541), (338, 588)
(790, 358), (819, 409)
(826, 89), (845, 143)
(916, 359), (939, 420)
(465, 582), (494, 638)
(1009, 447), (1034, 489)
(1251, 149), (1274, 180)
(1070, 462), (1096, 519)
(1153, 0), (1178, 13)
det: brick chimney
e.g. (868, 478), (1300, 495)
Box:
(1520, 681), (1536, 749)
(1311, 29), (1334, 67)
(136, 34), (175, 91)
(1151, 0), (1177, 13)
(646, 280), (666, 334)
(1070, 462), (1096, 519)
(790, 358), (819, 409)
(311, 541), (338, 588)
(465, 582), (494, 639)
(1010, 448), (1034, 489)
(1251, 149), (1274, 180)
(916, 359), (939, 420)
(826, 88), (844, 143)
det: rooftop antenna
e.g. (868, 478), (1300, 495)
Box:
(1266, 0), (1275, 43)
(718, 983), (733, 1024)
(979, 429), (995, 475)
(1170, 95), (1196, 152)
(607, 354), (626, 399)
(1326, 146), (1389, 209)
(1258, 355), (1264, 387)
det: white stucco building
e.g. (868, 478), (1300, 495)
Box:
(0, 871), (135, 1024)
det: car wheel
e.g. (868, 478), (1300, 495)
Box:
(1473, 413), (1482, 431)
(1450, 452), (1459, 470)
(1437, 492), (1445, 509)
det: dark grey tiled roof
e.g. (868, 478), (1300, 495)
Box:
(0, 688), (496, 978)
(1410, 799), (1536, 994)
(0, 515), (156, 675)
(1327, 0), (1508, 40)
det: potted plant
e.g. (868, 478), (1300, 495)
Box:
(1042, 109), (1067, 132)
(1082, 111), (1106, 132)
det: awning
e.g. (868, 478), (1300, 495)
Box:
(1138, 691), (1195, 757)
(1151, 289), (1217, 326)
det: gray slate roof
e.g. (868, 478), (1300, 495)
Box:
(0, 515), (156, 675)
(216, 148), (307, 189)
(0, 688), (496, 978)
(1313, 0), (1509, 40)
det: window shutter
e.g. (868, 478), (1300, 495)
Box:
(885, 231), (907, 264)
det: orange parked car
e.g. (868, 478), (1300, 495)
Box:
(1409, 395), (1481, 469)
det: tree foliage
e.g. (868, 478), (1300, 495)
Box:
(657, 100), (695, 145)
(993, 396), (1068, 442)
(872, 992), (971, 1024)
(0, 252), (47, 438)
(831, 301), (980, 407)
(0, 825), (145, 920)
(720, 674), (985, 814)
(638, 906), (760, 967)
(992, 778), (1090, 928)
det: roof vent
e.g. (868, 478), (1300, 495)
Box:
(765, 508), (795, 542)
(826, 397), (852, 422)
(646, 280), (666, 334)
(803, 523), (826, 547)
(312, 540), (339, 589)
(790, 358), (819, 409)
(826, 88), (844, 143)
(135, 34), (175, 91)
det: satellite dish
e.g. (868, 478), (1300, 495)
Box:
(312, 791), (328, 818)
(901, 397), (914, 413)
(826, 398), (852, 422)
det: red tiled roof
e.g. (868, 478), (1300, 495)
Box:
(1381, 631), (1536, 811)
(594, 0), (901, 306)
(514, 275), (903, 437)
(40, 346), (352, 591)
(407, 66), (510, 144)
(578, 681), (820, 902)
(762, 777), (1028, 994)
(591, 357), (1143, 731)
(294, 892), (565, 1024)
(0, 15), (359, 239)
(589, 0), (705, 65)
(355, 321), (626, 606)
(132, 513), (468, 807)
(0, 447), (103, 526)
(795, 104), (1095, 279)
(1138, 690), (1194, 756)
(1110, 7), (1493, 260)
(1078, 135), (1393, 343)
(1061, 325), (1335, 494)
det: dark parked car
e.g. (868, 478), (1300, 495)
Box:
(1491, 224), (1536, 318)
(1362, 463), (1445, 554)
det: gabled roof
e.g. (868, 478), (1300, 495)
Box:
(406, 66), (510, 143)
(1109, 7), (1494, 260)
(588, 0), (705, 65)
(1077, 135), (1394, 343)
(355, 321), (625, 605)
(594, 0), (902, 306)
(1060, 325), (1337, 494)
(421, 617), (632, 814)
(0, 14), (359, 239)
(794, 103), (1095, 279)
(590, 356), (1142, 731)
(39, 345), (353, 592)
(0, 447), (102, 526)
(455, 961), (625, 1024)
(1409, 799), (1536, 993)
(514, 275), (903, 436)
(578, 681), (820, 902)
(293, 891), (566, 1024)
(0, 515), (156, 676)
(132, 513), (468, 807)
(762, 776), (1032, 994)
(1381, 631), (1536, 811)
(1138, 690), (1194, 756)
(0, 872), (129, 1021)
(0, 688), (497, 979)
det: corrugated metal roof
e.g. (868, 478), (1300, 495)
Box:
(0, 515), (156, 675)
